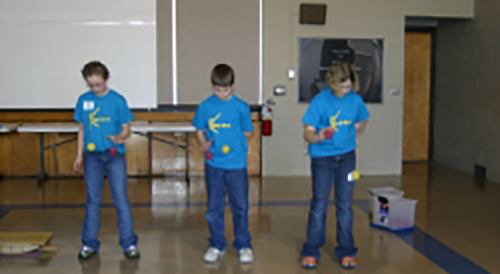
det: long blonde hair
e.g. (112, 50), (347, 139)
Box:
(325, 61), (360, 93)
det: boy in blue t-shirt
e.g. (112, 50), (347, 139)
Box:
(192, 64), (254, 264)
(73, 61), (139, 261)
(300, 62), (370, 270)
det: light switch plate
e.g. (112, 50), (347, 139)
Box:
(390, 88), (400, 95)
(273, 85), (287, 96)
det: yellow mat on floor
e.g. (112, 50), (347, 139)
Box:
(0, 232), (55, 254)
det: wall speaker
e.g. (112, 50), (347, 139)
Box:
(299, 4), (327, 25)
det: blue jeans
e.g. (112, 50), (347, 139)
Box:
(205, 164), (252, 251)
(82, 152), (138, 251)
(301, 150), (358, 259)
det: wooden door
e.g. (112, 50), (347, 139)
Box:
(403, 32), (432, 161)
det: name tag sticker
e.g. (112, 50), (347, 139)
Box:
(83, 101), (94, 111)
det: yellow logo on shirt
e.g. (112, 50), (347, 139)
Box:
(89, 108), (111, 129)
(330, 111), (352, 131)
(222, 144), (231, 155)
(208, 113), (231, 134)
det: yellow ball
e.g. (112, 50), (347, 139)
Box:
(351, 171), (360, 181)
(87, 143), (96, 152)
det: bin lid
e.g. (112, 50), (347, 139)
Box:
(392, 198), (418, 204)
(369, 187), (404, 196)
(373, 193), (404, 200)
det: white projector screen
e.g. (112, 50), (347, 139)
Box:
(0, 0), (157, 109)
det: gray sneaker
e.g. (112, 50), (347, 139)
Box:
(203, 248), (224, 263)
(124, 245), (140, 260)
(78, 246), (97, 261)
(239, 248), (253, 264)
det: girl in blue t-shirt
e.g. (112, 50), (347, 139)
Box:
(300, 61), (370, 270)
(73, 61), (139, 261)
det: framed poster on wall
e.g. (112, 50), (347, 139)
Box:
(299, 38), (383, 103)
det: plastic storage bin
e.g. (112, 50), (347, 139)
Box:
(371, 194), (417, 231)
(368, 187), (417, 231)
(368, 187), (404, 217)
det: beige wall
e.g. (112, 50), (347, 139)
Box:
(434, 0), (500, 181)
(262, 0), (474, 176)
(177, 0), (260, 104)
(157, 0), (173, 104)
(402, 0), (474, 18)
(157, 0), (260, 105)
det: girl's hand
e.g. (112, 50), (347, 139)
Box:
(318, 128), (328, 141)
(73, 157), (83, 172)
(318, 127), (335, 141)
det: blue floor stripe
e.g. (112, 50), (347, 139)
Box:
(0, 205), (11, 220)
(353, 200), (490, 274)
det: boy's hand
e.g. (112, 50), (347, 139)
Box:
(73, 157), (83, 173)
(108, 135), (126, 144)
(201, 140), (212, 152)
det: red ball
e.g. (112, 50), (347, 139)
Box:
(324, 130), (333, 140)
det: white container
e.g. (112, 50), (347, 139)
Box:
(371, 196), (417, 231)
(368, 187), (405, 197)
(368, 187), (405, 216)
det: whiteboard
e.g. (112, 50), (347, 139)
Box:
(0, 0), (157, 109)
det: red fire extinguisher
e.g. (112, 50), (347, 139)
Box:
(262, 100), (273, 136)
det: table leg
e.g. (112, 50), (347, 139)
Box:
(38, 133), (46, 185)
(259, 177), (263, 206)
(148, 132), (152, 178)
(185, 133), (190, 206)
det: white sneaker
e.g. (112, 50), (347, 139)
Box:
(239, 248), (253, 264)
(203, 248), (224, 263)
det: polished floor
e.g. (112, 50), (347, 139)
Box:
(0, 164), (497, 273)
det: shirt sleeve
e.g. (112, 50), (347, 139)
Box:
(73, 97), (83, 123)
(118, 97), (134, 125)
(192, 103), (207, 130)
(302, 97), (322, 127)
(356, 95), (370, 122)
(241, 104), (253, 132)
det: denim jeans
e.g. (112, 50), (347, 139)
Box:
(204, 164), (252, 251)
(82, 152), (138, 251)
(301, 150), (358, 259)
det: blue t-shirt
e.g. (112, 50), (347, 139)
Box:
(73, 90), (134, 154)
(303, 89), (370, 157)
(192, 95), (253, 169)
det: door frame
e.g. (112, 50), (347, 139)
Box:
(404, 27), (436, 162)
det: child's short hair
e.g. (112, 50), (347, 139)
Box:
(325, 61), (360, 92)
(211, 64), (235, 87)
(81, 61), (110, 80)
